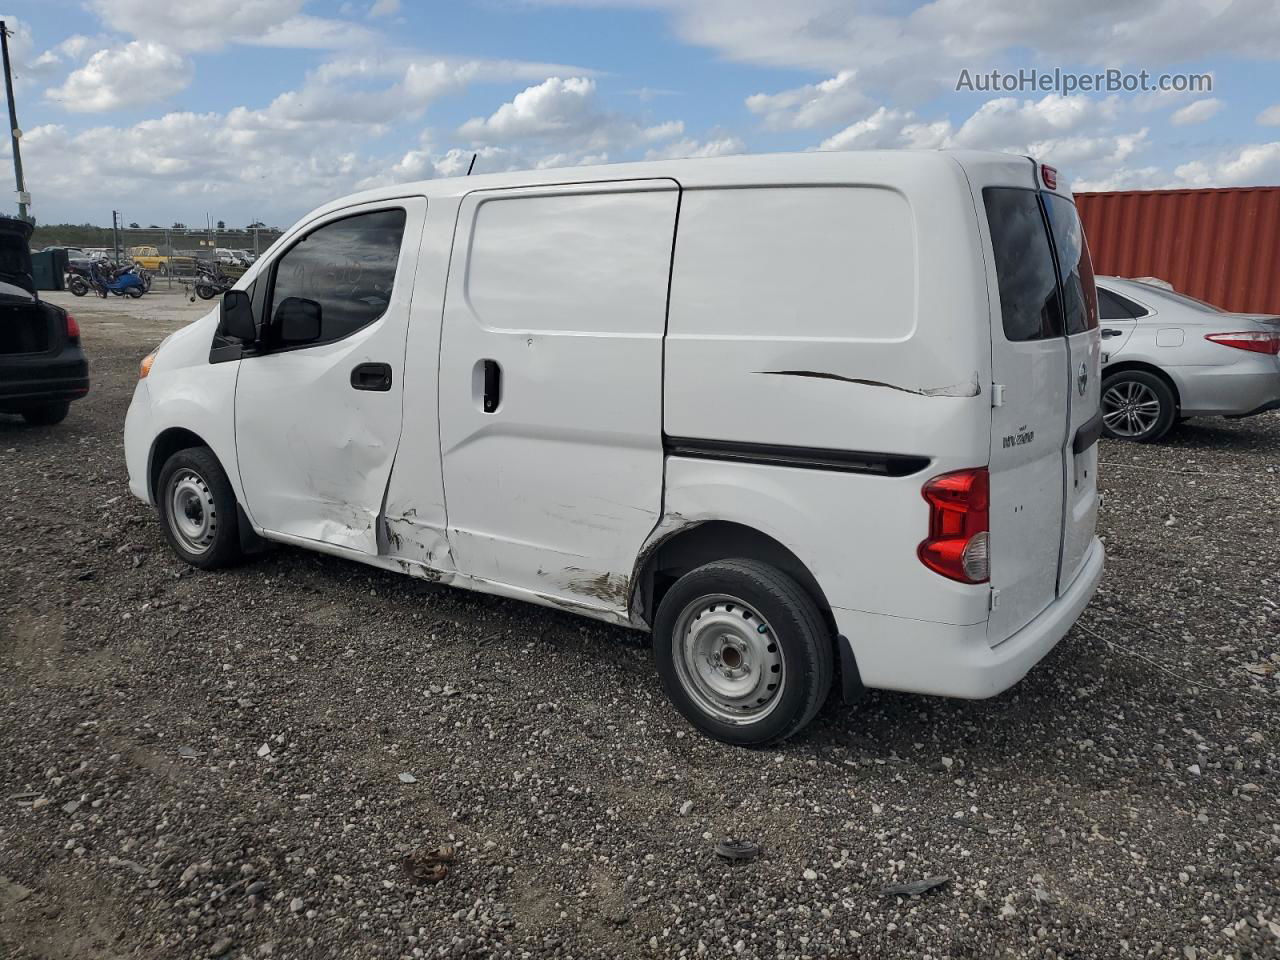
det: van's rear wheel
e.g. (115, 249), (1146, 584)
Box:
(653, 559), (833, 746)
(1101, 371), (1176, 442)
(156, 447), (243, 569)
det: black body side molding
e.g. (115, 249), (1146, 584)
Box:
(664, 436), (930, 477)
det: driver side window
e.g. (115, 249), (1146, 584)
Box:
(268, 208), (407, 347)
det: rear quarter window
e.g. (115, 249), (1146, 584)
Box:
(982, 187), (1062, 342)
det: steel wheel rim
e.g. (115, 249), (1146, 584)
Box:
(168, 470), (217, 554)
(1102, 381), (1161, 437)
(671, 595), (784, 725)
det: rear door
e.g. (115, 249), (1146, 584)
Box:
(981, 185), (1071, 641)
(1042, 194), (1101, 591)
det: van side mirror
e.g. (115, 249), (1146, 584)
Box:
(220, 290), (256, 342)
(274, 296), (323, 346)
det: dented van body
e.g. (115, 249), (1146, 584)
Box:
(124, 150), (1104, 744)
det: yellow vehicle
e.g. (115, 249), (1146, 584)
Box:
(127, 245), (170, 273)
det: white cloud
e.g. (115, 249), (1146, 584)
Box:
(44, 41), (193, 113)
(1174, 142), (1280, 187)
(368, 0), (400, 16)
(1256, 104), (1280, 126)
(1070, 166), (1169, 192)
(819, 107), (915, 151)
(948, 94), (1119, 150)
(536, 1), (1274, 103)
(1169, 98), (1224, 126)
(813, 94), (1151, 195)
(246, 13), (379, 49)
(458, 77), (684, 155)
(745, 70), (868, 131)
(58, 35), (96, 59)
(0, 17), (66, 88)
(85, 0), (374, 51)
(644, 135), (745, 160)
(460, 77), (599, 140)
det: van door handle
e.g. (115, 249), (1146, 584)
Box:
(482, 359), (501, 412)
(1100, 328), (1124, 339)
(351, 362), (393, 391)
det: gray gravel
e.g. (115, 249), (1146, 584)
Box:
(1, 299), (1278, 959)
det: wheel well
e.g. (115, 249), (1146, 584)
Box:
(1102, 361), (1181, 410)
(635, 520), (835, 632)
(148, 428), (209, 502)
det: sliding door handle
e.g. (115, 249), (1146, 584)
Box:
(482, 359), (502, 412)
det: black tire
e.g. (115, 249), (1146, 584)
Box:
(68, 277), (88, 297)
(21, 402), (70, 426)
(156, 447), (244, 569)
(126, 285), (144, 298)
(653, 559), (834, 746)
(1100, 370), (1177, 443)
(195, 283), (217, 301)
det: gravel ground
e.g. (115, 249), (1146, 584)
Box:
(1, 293), (1277, 960)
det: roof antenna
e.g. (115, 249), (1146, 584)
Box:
(466, 153), (477, 176)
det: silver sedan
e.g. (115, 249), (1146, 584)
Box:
(1096, 276), (1280, 442)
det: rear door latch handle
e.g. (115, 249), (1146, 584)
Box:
(1100, 328), (1124, 339)
(351, 362), (393, 391)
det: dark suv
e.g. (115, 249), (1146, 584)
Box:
(0, 217), (89, 425)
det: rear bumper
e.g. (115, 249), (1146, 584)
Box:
(836, 536), (1105, 698)
(1172, 362), (1280, 418)
(0, 354), (90, 410)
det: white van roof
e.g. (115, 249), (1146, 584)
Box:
(305, 149), (1070, 223)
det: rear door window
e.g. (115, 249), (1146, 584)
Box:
(1043, 194), (1098, 334)
(983, 188), (1063, 342)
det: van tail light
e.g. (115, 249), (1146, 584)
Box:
(918, 467), (990, 583)
(1040, 164), (1058, 190)
(65, 314), (80, 342)
(1204, 331), (1280, 355)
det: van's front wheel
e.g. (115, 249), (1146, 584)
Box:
(653, 559), (833, 746)
(156, 447), (244, 569)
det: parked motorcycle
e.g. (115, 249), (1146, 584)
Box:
(66, 260), (95, 297)
(127, 263), (153, 293)
(193, 261), (234, 301)
(88, 259), (147, 299)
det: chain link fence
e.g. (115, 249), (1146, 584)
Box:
(110, 226), (284, 288)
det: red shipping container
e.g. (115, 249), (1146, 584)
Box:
(1075, 186), (1280, 316)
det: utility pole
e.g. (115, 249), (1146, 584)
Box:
(0, 21), (29, 222)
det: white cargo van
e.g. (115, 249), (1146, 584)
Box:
(124, 150), (1105, 745)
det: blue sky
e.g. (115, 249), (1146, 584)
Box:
(5, 0), (1280, 227)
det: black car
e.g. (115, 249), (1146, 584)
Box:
(0, 217), (89, 425)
